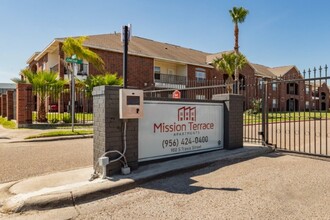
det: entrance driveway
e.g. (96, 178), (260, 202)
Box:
(6, 152), (330, 220)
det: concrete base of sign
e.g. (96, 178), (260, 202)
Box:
(212, 94), (244, 150)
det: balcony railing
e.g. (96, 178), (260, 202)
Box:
(154, 73), (186, 85)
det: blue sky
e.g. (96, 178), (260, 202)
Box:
(1, 0), (330, 83)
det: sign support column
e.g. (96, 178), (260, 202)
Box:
(122, 24), (131, 89)
(123, 25), (128, 88)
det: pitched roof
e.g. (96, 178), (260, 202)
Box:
(26, 52), (40, 64)
(56, 33), (212, 67)
(30, 33), (300, 79)
(249, 63), (276, 78)
(205, 50), (234, 64)
(270, 66), (297, 77)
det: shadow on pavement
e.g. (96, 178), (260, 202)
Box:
(139, 158), (249, 195)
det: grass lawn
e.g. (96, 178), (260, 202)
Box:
(244, 111), (330, 124)
(25, 129), (93, 139)
(0, 117), (16, 129)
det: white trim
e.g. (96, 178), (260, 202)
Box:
(33, 40), (57, 62)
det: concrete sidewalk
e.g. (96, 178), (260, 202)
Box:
(0, 144), (273, 213)
(0, 126), (93, 143)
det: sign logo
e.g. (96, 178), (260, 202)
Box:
(178, 106), (196, 121)
(172, 90), (181, 99)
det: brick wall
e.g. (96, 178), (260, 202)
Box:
(36, 54), (48, 72)
(89, 49), (154, 89)
(1, 94), (7, 118)
(0, 96), (2, 116)
(212, 94), (244, 149)
(16, 84), (33, 127)
(93, 86), (138, 175)
(6, 91), (14, 120)
(58, 43), (65, 79)
(187, 64), (223, 81)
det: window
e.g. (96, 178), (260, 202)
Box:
(305, 86), (310, 95)
(305, 101), (310, 109)
(272, 83), (277, 91)
(196, 94), (206, 100)
(258, 78), (263, 90)
(77, 63), (88, 76)
(287, 83), (298, 95)
(272, 99), (278, 109)
(195, 68), (206, 82)
(154, 66), (161, 80)
(154, 66), (160, 73)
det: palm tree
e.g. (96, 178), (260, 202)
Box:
(62, 36), (105, 73)
(20, 69), (66, 122)
(80, 73), (123, 98)
(213, 52), (247, 93)
(229, 6), (249, 53)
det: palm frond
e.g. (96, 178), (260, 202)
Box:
(212, 52), (247, 78)
(229, 6), (249, 24)
(62, 37), (105, 72)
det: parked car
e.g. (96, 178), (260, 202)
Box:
(49, 104), (58, 112)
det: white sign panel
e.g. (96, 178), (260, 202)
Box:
(138, 101), (224, 161)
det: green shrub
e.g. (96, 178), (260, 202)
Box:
(0, 117), (16, 129)
(251, 98), (262, 114)
(49, 118), (60, 124)
(63, 115), (77, 123)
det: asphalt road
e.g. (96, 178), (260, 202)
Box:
(0, 139), (93, 183)
(5, 152), (330, 220)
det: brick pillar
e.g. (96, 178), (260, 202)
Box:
(212, 94), (244, 149)
(6, 91), (14, 120)
(1, 94), (7, 118)
(16, 84), (33, 127)
(93, 86), (138, 176)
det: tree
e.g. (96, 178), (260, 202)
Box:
(229, 6), (249, 53)
(79, 73), (123, 98)
(20, 69), (66, 122)
(62, 36), (105, 73)
(213, 52), (247, 93)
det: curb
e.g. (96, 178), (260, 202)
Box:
(9, 134), (94, 143)
(1, 146), (274, 213)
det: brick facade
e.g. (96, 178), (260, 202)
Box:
(187, 64), (223, 81)
(213, 94), (244, 149)
(24, 36), (330, 120)
(89, 49), (154, 89)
